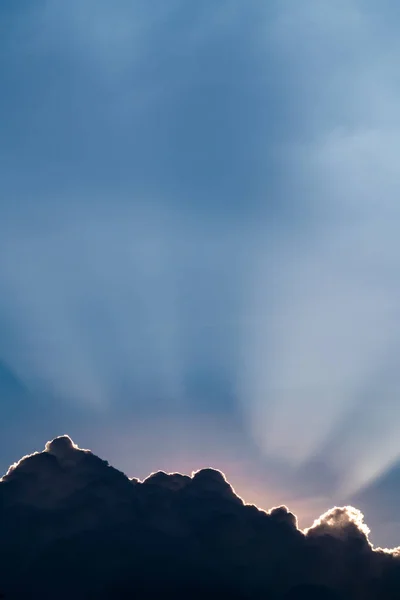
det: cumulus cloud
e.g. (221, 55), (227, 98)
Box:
(306, 505), (371, 545)
(1, 438), (400, 599)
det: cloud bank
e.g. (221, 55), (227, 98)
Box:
(1, 437), (400, 599)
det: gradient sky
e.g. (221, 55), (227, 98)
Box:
(2, 0), (400, 547)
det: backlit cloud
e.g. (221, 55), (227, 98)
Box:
(1, 436), (400, 599)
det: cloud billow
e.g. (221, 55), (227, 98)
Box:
(0, 436), (399, 599)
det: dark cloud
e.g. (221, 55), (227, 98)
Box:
(1, 437), (400, 599)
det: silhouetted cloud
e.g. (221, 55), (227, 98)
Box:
(1, 437), (400, 599)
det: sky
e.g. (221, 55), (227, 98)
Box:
(1, 0), (400, 547)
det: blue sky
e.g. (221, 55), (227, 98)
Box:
(1, 0), (400, 546)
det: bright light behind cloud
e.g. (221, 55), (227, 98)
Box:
(241, 0), (400, 497)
